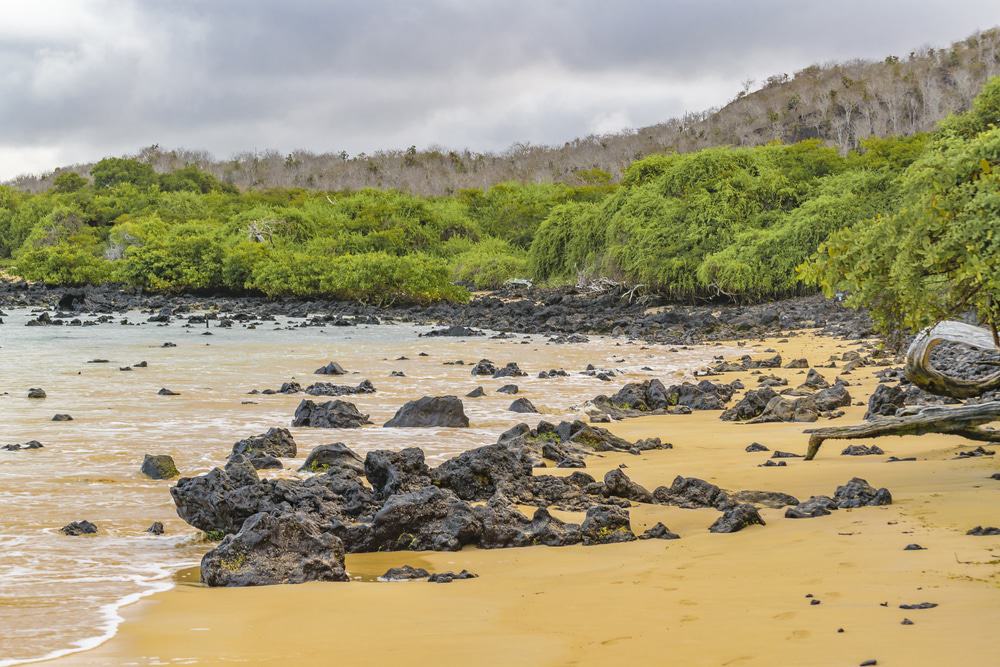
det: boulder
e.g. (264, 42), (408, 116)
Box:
(638, 522), (680, 540)
(832, 477), (892, 508)
(720, 387), (777, 421)
(493, 362), (527, 378)
(27, 388), (46, 399)
(814, 382), (852, 411)
(314, 362), (347, 375)
(368, 486), (482, 551)
(865, 384), (905, 419)
(146, 521), (165, 535)
(841, 444), (885, 456)
(292, 399), (372, 428)
(709, 504), (765, 533)
(379, 565), (430, 581)
(476, 493), (582, 548)
(431, 441), (534, 501)
(653, 476), (731, 510)
(383, 396), (469, 428)
(581, 505), (636, 545)
(200, 512), (348, 587)
(747, 395), (819, 423)
(470, 359), (498, 376)
(51, 414), (73, 421)
(466, 386), (486, 398)
(61, 520), (97, 535)
(428, 570), (478, 583)
(300, 443), (364, 475)
(141, 454), (180, 480)
(364, 448), (432, 498)
(602, 468), (653, 503)
(730, 490), (799, 509)
(305, 379), (376, 397)
(785, 495), (837, 519)
(232, 427), (297, 460)
(508, 397), (539, 413)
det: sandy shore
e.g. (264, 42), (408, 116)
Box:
(52, 333), (1000, 666)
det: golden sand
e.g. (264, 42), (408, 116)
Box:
(52, 333), (1000, 666)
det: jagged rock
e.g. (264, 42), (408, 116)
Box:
(966, 526), (1000, 536)
(232, 428), (297, 460)
(720, 387), (777, 421)
(748, 395), (819, 423)
(745, 442), (770, 452)
(368, 486), (482, 551)
(379, 565), (430, 581)
(709, 504), (765, 533)
(157, 388), (179, 396)
(865, 384), (905, 419)
(638, 522), (680, 540)
(305, 379), (376, 397)
(431, 441), (534, 501)
(653, 476), (731, 510)
(384, 395), (469, 427)
(742, 354), (782, 369)
(833, 477), (892, 508)
(581, 505), (636, 545)
(602, 468), (653, 503)
(314, 361), (347, 375)
(146, 521), (164, 535)
(61, 520), (97, 535)
(200, 511), (348, 587)
(470, 359), (498, 376)
(801, 368), (830, 390)
(476, 493), (582, 548)
(785, 358), (809, 368)
(493, 362), (527, 378)
(508, 397), (538, 413)
(814, 382), (852, 411)
(730, 490), (799, 508)
(841, 444), (885, 456)
(300, 443), (364, 475)
(51, 413), (73, 421)
(466, 386), (485, 398)
(364, 448), (432, 498)
(428, 570), (478, 583)
(292, 399), (372, 428)
(141, 454), (179, 480)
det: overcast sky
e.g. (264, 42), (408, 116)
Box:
(0, 1), (996, 180)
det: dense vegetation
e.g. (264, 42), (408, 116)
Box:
(2, 78), (997, 339)
(9, 28), (999, 196)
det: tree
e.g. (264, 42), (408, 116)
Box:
(52, 171), (89, 193)
(91, 157), (157, 189)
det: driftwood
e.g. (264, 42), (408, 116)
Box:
(803, 320), (1000, 460)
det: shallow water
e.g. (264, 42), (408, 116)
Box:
(0, 307), (726, 665)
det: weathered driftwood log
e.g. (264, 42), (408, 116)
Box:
(804, 403), (1000, 460)
(803, 320), (1000, 460)
(905, 321), (1000, 398)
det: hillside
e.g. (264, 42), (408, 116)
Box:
(8, 27), (1000, 196)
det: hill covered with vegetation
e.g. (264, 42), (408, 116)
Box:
(7, 28), (1000, 196)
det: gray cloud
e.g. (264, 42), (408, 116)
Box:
(0, 0), (996, 179)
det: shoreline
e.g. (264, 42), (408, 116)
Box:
(47, 332), (1000, 666)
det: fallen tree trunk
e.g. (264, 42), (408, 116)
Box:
(804, 402), (1000, 460)
(803, 320), (1000, 459)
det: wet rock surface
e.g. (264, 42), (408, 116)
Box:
(141, 454), (180, 480)
(292, 399), (372, 428)
(383, 396), (470, 428)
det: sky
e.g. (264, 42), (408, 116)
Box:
(0, 0), (996, 180)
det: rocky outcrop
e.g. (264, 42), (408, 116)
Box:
(300, 443), (365, 475)
(581, 505), (636, 545)
(366, 486), (482, 552)
(383, 396), (469, 428)
(305, 379), (376, 397)
(720, 387), (777, 421)
(231, 428), (297, 461)
(200, 512), (348, 587)
(61, 520), (97, 535)
(653, 476), (731, 510)
(709, 504), (765, 533)
(364, 448), (432, 498)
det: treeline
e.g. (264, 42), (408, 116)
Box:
(2, 77), (998, 339)
(8, 28), (1000, 196)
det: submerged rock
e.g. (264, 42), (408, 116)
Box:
(146, 521), (165, 535)
(61, 520), (97, 536)
(508, 397), (539, 413)
(27, 388), (46, 399)
(141, 454), (180, 480)
(314, 361), (347, 375)
(200, 511), (348, 587)
(383, 395), (469, 428)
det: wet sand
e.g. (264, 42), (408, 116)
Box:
(52, 333), (1000, 666)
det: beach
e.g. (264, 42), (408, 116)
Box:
(49, 333), (1000, 666)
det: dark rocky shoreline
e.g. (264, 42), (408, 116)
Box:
(0, 279), (874, 344)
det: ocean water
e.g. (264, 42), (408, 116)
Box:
(0, 307), (726, 664)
